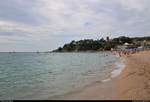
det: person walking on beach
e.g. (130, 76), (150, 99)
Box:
(118, 51), (122, 57)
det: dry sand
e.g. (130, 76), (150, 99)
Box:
(114, 51), (150, 100)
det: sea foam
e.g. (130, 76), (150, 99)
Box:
(102, 59), (126, 82)
(111, 60), (125, 78)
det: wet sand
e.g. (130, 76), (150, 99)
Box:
(53, 79), (115, 100)
(115, 51), (150, 100)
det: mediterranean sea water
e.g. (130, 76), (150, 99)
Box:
(0, 52), (121, 99)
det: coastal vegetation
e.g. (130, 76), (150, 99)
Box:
(52, 36), (150, 52)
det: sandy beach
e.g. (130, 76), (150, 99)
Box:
(57, 51), (150, 100)
(115, 51), (150, 100)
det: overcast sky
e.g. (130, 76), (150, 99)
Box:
(0, 0), (150, 52)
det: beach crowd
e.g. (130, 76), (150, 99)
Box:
(112, 47), (150, 57)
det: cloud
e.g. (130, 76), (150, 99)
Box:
(0, 0), (150, 51)
(117, 0), (149, 11)
(30, 0), (150, 36)
(0, 0), (47, 25)
(0, 20), (34, 34)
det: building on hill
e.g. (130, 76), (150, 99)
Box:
(143, 41), (150, 50)
(106, 36), (113, 42)
(116, 43), (138, 51)
(106, 36), (110, 41)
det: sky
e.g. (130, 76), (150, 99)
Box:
(0, 0), (150, 52)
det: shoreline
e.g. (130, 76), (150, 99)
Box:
(53, 53), (126, 100)
(114, 50), (150, 100)
(56, 51), (150, 100)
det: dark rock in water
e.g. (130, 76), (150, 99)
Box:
(104, 54), (108, 57)
(88, 70), (92, 73)
(48, 71), (52, 73)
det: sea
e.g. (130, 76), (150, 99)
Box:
(0, 52), (124, 99)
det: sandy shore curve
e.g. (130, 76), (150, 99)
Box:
(114, 51), (150, 100)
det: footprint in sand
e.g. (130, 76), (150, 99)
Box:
(143, 70), (150, 78)
(144, 82), (150, 93)
(125, 72), (136, 78)
(138, 68), (146, 76)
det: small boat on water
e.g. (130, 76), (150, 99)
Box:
(9, 51), (16, 54)
(36, 51), (40, 53)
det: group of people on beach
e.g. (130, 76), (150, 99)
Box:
(117, 49), (137, 57)
(112, 48), (145, 57)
